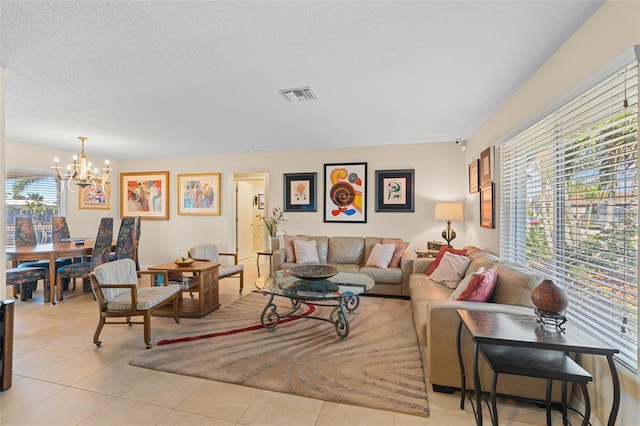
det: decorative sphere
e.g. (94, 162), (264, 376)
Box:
(531, 279), (568, 313)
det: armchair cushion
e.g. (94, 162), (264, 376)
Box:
(93, 258), (140, 301)
(107, 285), (179, 311)
(220, 264), (244, 277)
(189, 244), (219, 262)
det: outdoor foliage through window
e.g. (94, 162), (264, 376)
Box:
(5, 170), (61, 246)
(500, 62), (639, 371)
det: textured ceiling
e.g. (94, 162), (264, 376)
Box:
(1, 1), (604, 160)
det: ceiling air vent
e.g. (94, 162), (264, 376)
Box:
(279, 86), (318, 102)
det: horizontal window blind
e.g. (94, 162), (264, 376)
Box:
(500, 62), (639, 371)
(5, 168), (62, 247)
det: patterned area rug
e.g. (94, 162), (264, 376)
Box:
(130, 291), (429, 417)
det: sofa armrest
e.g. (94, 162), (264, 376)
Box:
(413, 258), (434, 274)
(426, 300), (534, 390)
(399, 253), (414, 296)
(272, 248), (286, 271)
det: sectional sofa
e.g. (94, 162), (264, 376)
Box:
(271, 235), (412, 296)
(409, 245), (568, 401)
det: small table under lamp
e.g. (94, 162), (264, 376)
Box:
(434, 202), (464, 247)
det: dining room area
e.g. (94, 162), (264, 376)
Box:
(5, 215), (137, 305)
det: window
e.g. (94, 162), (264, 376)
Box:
(5, 169), (63, 246)
(500, 60), (639, 371)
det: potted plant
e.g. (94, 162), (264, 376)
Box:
(257, 206), (286, 251)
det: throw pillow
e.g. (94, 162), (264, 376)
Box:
(284, 235), (308, 262)
(429, 252), (471, 289)
(381, 238), (409, 268)
(427, 246), (468, 275)
(365, 243), (397, 268)
(293, 239), (320, 264)
(450, 267), (486, 300)
(457, 268), (498, 302)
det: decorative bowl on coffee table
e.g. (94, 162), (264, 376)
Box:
(288, 265), (338, 280)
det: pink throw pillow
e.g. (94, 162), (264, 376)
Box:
(283, 235), (308, 262)
(381, 238), (409, 268)
(456, 268), (498, 302)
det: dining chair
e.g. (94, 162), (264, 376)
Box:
(188, 244), (244, 292)
(51, 216), (75, 289)
(13, 217), (56, 298)
(56, 217), (113, 301)
(6, 267), (50, 302)
(89, 258), (180, 349)
(110, 216), (141, 270)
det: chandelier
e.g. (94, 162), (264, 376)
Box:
(51, 136), (112, 192)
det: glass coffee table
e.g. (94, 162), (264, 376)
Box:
(255, 269), (374, 338)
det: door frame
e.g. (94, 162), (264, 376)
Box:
(233, 173), (268, 260)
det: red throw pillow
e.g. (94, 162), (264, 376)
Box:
(457, 268), (498, 302)
(427, 246), (468, 275)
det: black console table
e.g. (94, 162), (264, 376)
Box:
(456, 310), (620, 426)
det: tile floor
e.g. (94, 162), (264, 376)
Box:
(1, 257), (586, 425)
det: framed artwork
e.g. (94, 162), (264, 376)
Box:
(79, 182), (111, 210)
(258, 193), (265, 209)
(480, 146), (493, 185)
(468, 159), (479, 194)
(120, 171), (169, 220)
(480, 182), (495, 229)
(324, 162), (367, 223)
(374, 169), (414, 212)
(284, 172), (317, 212)
(177, 173), (220, 216)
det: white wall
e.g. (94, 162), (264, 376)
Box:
(6, 140), (468, 266)
(117, 141), (467, 265)
(5, 140), (118, 240)
(463, 1), (640, 424)
(464, 0), (640, 256)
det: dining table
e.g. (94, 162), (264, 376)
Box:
(6, 239), (114, 305)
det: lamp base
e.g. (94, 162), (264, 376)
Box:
(441, 221), (456, 247)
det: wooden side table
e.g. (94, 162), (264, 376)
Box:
(256, 250), (274, 277)
(414, 249), (439, 258)
(456, 310), (620, 426)
(148, 260), (220, 318)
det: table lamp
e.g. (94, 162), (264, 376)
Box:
(434, 202), (464, 247)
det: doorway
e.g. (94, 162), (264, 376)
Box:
(234, 173), (267, 261)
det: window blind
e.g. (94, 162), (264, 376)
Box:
(500, 62), (639, 371)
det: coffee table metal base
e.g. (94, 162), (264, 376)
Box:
(259, 292), (360, 338)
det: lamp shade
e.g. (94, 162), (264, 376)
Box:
(434, 203), (464, 221)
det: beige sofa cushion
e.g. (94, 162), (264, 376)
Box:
(359, 265), (403, 284)
(328, 237), (364, 264)
(491, 261), (541, 307)
(308, 236), (329, 264)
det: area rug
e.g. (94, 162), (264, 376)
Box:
(130, 291), (429, 417)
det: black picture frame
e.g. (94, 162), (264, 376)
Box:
(283, 172), (317, 212)
(375, 169), (414, 212)
(324, 162), (367, 223)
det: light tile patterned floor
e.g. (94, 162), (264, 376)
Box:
(1, 257), (583, 425)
